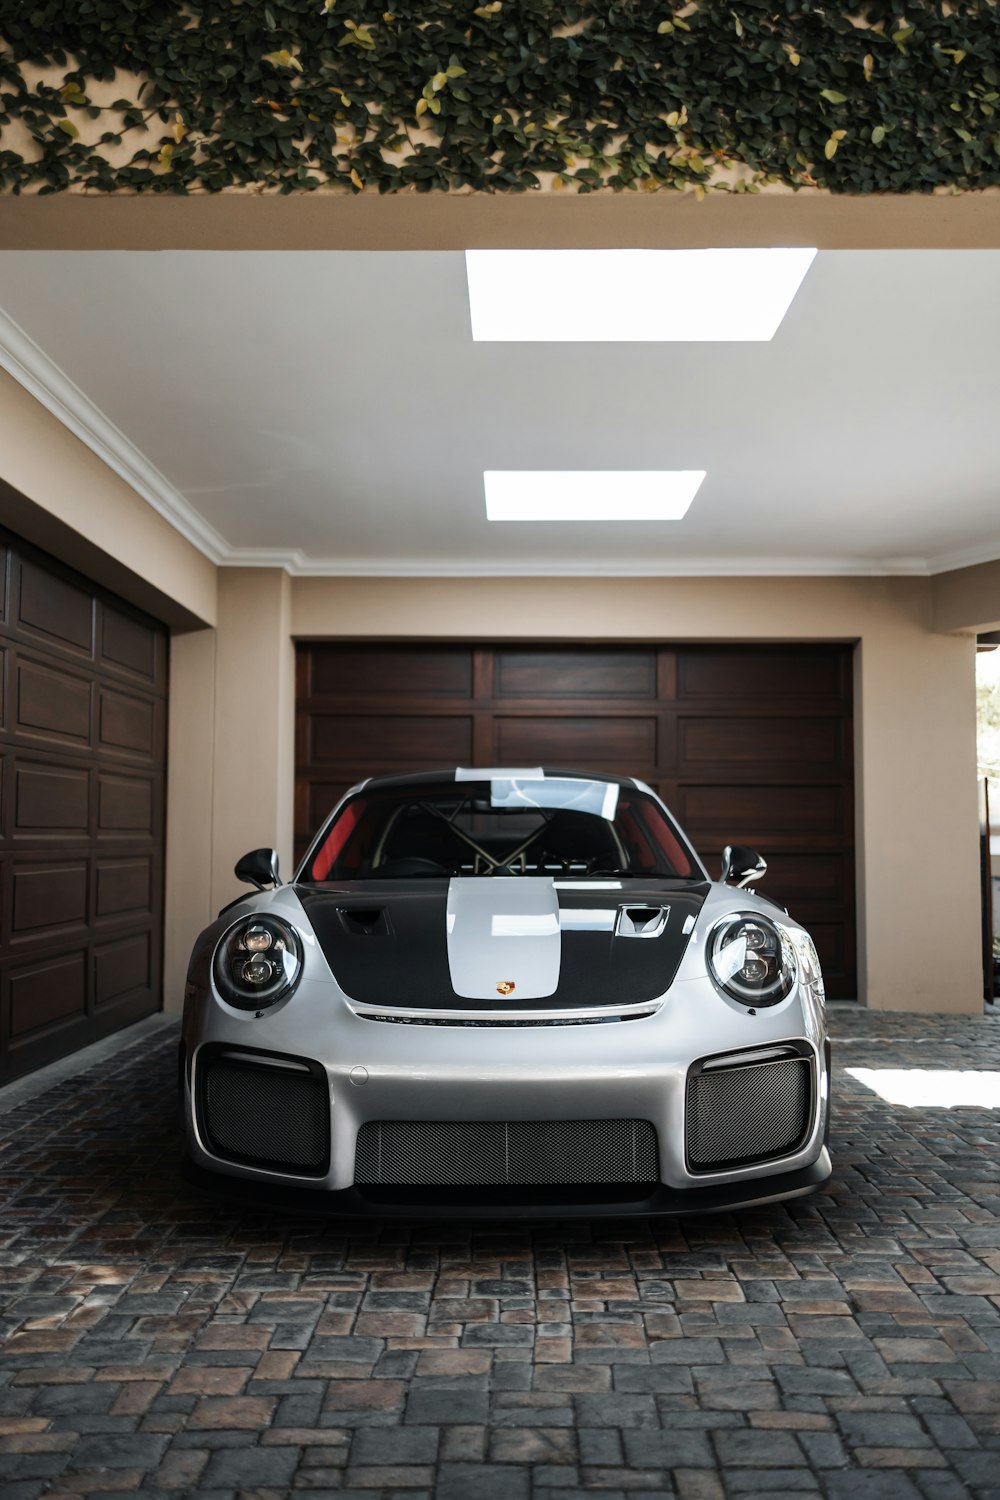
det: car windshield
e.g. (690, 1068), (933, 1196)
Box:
(302, 777), (698, 881)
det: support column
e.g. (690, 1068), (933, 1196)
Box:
(163, 627), (216, 1012)
(209, 568), (295, 917)
(856, 610), (981, 1012)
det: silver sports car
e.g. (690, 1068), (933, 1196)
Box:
(181, 768), (831, 1216)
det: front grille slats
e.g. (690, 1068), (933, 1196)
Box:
(355, 1118), (658, 1187)
(199, 1054), (330, 1175)
(686, 1056), (812, 1172)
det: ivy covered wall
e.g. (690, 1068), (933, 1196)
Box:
(1, 1), (999, 196)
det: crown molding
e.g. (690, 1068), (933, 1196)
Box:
(0, 306), (229, 564)
(925, 538), (1000, 575)
(223, 548), (931, 578)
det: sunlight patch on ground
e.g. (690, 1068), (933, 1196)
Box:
(847, 1067), (1000, 1108)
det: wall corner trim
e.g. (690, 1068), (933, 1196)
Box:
(0, 305), (228, 565)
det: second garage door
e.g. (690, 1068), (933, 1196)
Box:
(295, 643), (855, 998)
(0, 529), (167, 1083)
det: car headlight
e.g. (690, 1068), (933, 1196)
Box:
(708, 912), (796, 1008)
(213, 916), (303, 1011)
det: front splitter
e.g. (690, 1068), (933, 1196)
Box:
(181, 1149), (832, 1220)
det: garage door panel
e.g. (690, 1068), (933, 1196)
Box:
(0, 529), (166, 1082)
(97, 773), (157, 839)
(11, 862), (88, 939)
(678, 715), (847, 772)
(98, 602), (163, 687)
(495, 715), (656, 765)
(494, 649), (656, 700)
(17, 558), (94, 659)
(8, 949), (88, 1039)
(308, 645), (473, 699)
(296, 643), (856, 997)
(753, 852), (848, 903)
(678, 648), (850, 702)
(94, 931), (151, 1009)
(678, 784), (846, 841)
(95, 858), (153, 921)
(15, 655), (92, 749)
(14, 761), (90, 836)
(310, 713), (473, 766)
(97, 686), (158, 760)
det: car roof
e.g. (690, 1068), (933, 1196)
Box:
(354, 768), (641, 792)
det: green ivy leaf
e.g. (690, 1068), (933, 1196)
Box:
(2, 2), (1000, 198)
(264, 49), (303, 72)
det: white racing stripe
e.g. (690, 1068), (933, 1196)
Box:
(455, 766), (544, 780)
(446, 877), (561, 999)
(558, 909), (617, 932)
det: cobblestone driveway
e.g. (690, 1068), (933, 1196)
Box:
(1, 1008), (999, 1500)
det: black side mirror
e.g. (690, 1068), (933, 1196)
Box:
(720, 844), (767, 888)
(234, 847), (281, 890)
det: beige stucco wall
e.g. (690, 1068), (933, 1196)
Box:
(163, 571), (296, 1005)
(933, 559), (1000, 635)
(4, 189), (1000, 253)
(208, 569), (296, 916)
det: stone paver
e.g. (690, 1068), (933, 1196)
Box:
(0, 1008), (999, 1498)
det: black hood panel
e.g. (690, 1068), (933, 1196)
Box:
(295, 880), (709, 1010)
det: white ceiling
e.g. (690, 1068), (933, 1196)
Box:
(0, 249), (998, 576)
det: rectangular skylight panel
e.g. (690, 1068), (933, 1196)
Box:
(484, 470), (705, 521)
(466, 248), (817, 341)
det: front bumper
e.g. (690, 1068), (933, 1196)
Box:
(182, 1148), (832, 1219)
(181, 971), (831, 1214)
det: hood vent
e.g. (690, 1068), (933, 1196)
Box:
(338, 907), (392, 938)
(615, 905), (669, 939)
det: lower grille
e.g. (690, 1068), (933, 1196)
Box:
(198, 1052), (330, 1175)
(686, 1053), (812, 1172)
(355, 1118), (658, 1187)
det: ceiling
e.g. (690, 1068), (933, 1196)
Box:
(0, 248), (997, 577)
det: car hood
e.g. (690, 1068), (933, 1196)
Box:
(294, 877), (710, 1010)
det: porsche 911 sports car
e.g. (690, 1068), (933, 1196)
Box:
(181, 769), (831, 1216)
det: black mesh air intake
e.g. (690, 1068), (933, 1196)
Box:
(686, 1053), (812, 1172)
(198, 1051), (330, 1175)
(355, 1118), (658, 1187)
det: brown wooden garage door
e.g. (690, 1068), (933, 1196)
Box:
(295, 643), (856, 998)
(0, 530), (167, 1083)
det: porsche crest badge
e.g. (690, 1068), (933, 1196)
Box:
(496, 980), (516, 996)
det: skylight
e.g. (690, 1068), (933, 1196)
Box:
(465, 248), (817, 342)
(484, 470), (705, 522)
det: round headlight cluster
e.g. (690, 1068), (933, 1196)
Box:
(213, 916), (303, 1011)
(708, 913), (796, 1008)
